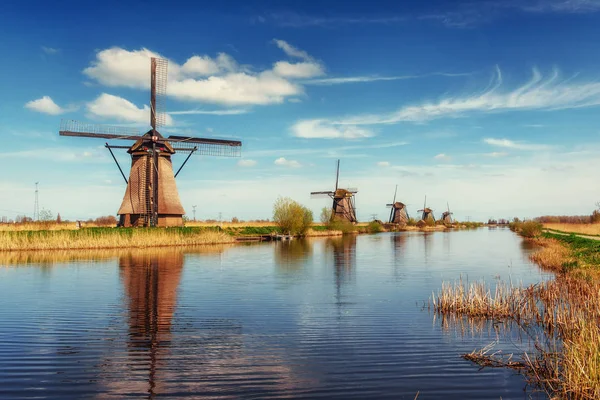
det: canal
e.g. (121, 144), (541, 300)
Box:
(0, 228), (550, 399)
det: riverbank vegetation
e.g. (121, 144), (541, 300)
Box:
(432, 230), (600, 399)
(0, 227), (236, 251)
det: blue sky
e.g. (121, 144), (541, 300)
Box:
(2, 0), (600, 222)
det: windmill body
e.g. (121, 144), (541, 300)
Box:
(441, 203), (453, 224)
(117, 131), (185, 227)
(59, 57), (241, 227)
(386, 185), (409, 226)
(417, 196), (435, 223)
(311, 160), (358, 223)
(388, 202), (409, 226)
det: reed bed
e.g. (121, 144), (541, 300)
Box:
(0, 227), (235, 251)
(432, 254), (600, 399)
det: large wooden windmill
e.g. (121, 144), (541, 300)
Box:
(440, 202), (453, 224)
(417, 195), (435, 223)
(59, 57), (242, 227)
(386, 185), (409, 226)
(311, 160), (358, 223)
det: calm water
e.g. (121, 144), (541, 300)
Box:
(0, 228), (550, 399)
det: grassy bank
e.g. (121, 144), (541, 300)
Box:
(0, 227), (236, 251)
(432, 232), (600, 399)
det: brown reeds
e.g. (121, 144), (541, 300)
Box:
(0, 229), (236, 251)
(432, 260), (600, 398)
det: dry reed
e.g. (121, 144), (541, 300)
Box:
(432, 245), (600, 399)
(0, 228), (235, 251)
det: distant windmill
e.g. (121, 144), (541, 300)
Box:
(440, 202), (453, 224)
(311, 160), (358, 223)
(59, 57), (242, 227)
(417, 195), (435, 222)
(386, 185), (409, 226)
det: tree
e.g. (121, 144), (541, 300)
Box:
(56, 213), (62, 224)
(39, 208), (53, 222)
(320, 207), (332, 224)
(231, 217), (240, 223)
(273, 197), (313, 235)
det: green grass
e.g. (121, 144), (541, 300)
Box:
(544, 232), (600, 269)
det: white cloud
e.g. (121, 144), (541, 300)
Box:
(273, 61), (324, 78)
(304, 76), (414, 85)
(291, 119), (374, 139)
(86, 93), (174, 125)
(25, 96), (72, 115)
(483, 138), (550, 151)
(83, 45), (311, 106)
(332, 67), (600, 125)
(377, 161), (390, 167)
(41, 46), (59, 54)
(237, 159), (257, 167)
(274, 157), (302, 168)
(168, 72), (301, 105)
(434, 153), (452, 161)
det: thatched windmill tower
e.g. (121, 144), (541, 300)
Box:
(417, 195), (435, 223)
(386, 185), (409, 226)
(311, 160), (358, 223)
(441, 202), (453, 224)
(59, 57), (241, 227)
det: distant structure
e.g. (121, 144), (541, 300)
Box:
(311, 160), (358, 223)
(440, 203), (453, 224)
(418, 195), (435, 223)
(386, 185), (409, 226)
(59, 57), (242, 227)
(33, 182), (39, 221)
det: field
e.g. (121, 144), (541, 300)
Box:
(543, 222), (600, 236)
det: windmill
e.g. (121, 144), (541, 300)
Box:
(441, 202), (453, 224)
(417, 195), (435, 223)
(311, 160), (358, 223)
(59, 57), (242, 227)
(386, 185), (409, 226)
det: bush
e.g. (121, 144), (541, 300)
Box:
(320, 207), (332, 224)
(407, 217), (417, 226)
(520, 221), (543, 238)
(328, 219), (356, 233)
(367, 220), (384, 233)
(273, 197), (313, 235)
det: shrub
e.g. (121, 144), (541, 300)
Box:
(367, 220), (384, 233)
(328, 219), (356, 233)
(231, 217), (240, 223)
(320, 207), (332, 224)
(407, 217), (417, 226)
(272, 197), (313, 235)
(520, 221), (543, 238)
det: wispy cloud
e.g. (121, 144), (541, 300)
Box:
(291, 119), (373, 139)
(483, 138), (551, 151)
(303, 72), (471, 85)
(331, 67), (600, 125)
(434, 153), (452, 161)
(377, 161), (390, 167)
(41, 46), (59, 55)
(237, 159), (257, 167)
(245, 140), (408, 158)
(169, 109), (248, 115)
